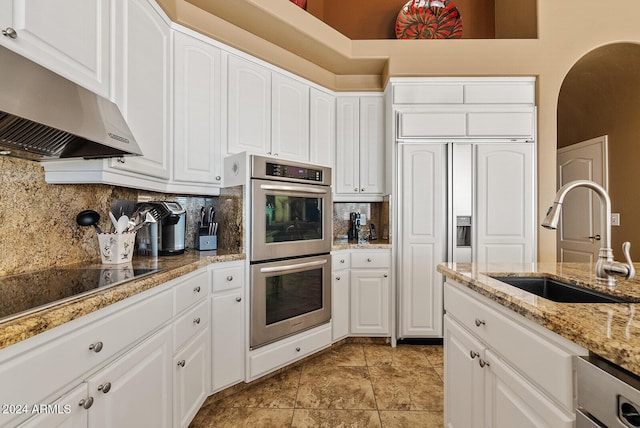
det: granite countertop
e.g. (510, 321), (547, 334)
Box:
(437, 261), (640, 377)
(0, 249), (245, 351)
(332, 239), (392, 251)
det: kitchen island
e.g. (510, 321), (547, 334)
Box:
(0, 250), (245, 350)
(438, 261), (640, 377)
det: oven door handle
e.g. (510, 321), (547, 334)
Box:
(259, 184), (328, 195)
(259, 259), (328, 273)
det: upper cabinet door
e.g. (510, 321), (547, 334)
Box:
(271, 72), (309, 162)
(335, 96), (360, 194)
(309, 88), (335, 168)
(0, 0), (112, 98)
(358, 96), (384, 195)
(173, 31), (222, 185)
(475, 143), (535, 264)
(226, 54), (271, 156)
(111, 0), (171, 180)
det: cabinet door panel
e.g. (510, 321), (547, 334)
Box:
(485, 350), (573, 428)
(358, 96), (384, 194)
(467, 111), (534, 138)
(174, 329), (210, 428)
(475, 143), (535, 264)
(309, 88), (335, 167)
(18, 383), (88, 428)
(88, 326), (172, 428)
(1, 0), (111, 97)
(111, 0), (170, 179)
(350, 270), (389, 335)
(212, 291), (244, 392)
(444, 316), (484, 428)
(398, 112), (467, 138)
(335, 97), (360, 194)
(226, 55), (271, 155)
(271, 72), (309, 161)
(399, 144), (446, 338)
(173, 31), (222, 184)
(331, 272), (349, 342)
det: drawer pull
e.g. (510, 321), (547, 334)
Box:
(236, 297), (242, 302)
(193, 317), (201, 325)
(227, 275), (233, 281)
(89, 341), (104, 353)
(478, 358), (490, 368)
(384, 274), (388, 278)
(367, 258), (372, 262)
(79, 397), (94, 409)
(177, 360), (186, 368)
(340, 259), (345, 264)
(469, 350), (479, 359)
(296, 347), (301, 352)
(2, 27), (17, 39)
(336, 276), (341, 281)
(475, 319), (485, 327)
(98, 382), (111, 394)
(193, 286), (201, 293)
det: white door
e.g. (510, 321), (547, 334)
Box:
(271, 72), (309, 161)
(211, 290), (244, 392)
(475, 143), (535, 264)
(174, 329), (210, 428)
(556, 136), (608, 263)
(444, 315), (485, 428)
(19, 383), (88, 428)
(88, 326), (172, 428)
(359, 96), (385, 194)
(350, 270), (389, 335)
(399, 143), (446, 338)
(309, 88), (335, 167)
(331, 270), (350, 342)
(335, 97), (360, 195)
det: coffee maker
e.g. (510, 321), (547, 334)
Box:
(136, 201), (186, 256)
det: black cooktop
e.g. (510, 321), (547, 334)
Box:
(0, 266), (159, 322)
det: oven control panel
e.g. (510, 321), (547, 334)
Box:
(266, 162), (323, 182)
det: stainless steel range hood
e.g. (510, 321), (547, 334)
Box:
(0, 45), (142, 161)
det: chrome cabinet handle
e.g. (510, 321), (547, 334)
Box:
(193, 286), (201, 293)
(295, 347), (301, 352)
(177, 360), (186, 367)
(367, 258), (372, 262)
(475, 319), (485, 327)
(227, 275), (233, 281)
(79, 397), (94, 409)
(340, 259), (345, 264)
(116, 157), (125, 164)
(384, 274), (388, 278)
(2, 27), (17, 39)
(589, 234), (601, 241)
(89, 342), (104, 353)
(469, 350), (479, 359)
(193, 317), (201, 324)
(236, 297), (242, 302)
(354, 187), (358, 192)
(479, 358), (490, 368)
(215, 176), (221, 181)
(361, 188), (365, 192)
(336, 276), (341, 280)
(98, 382), (111, 394)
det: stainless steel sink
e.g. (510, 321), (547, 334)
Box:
(489, 276), (632, 303)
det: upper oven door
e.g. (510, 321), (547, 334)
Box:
(251, 178), (332, 261)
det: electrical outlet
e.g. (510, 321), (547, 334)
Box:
(612, 213), (620, 226)
(359, 213), (366, 225)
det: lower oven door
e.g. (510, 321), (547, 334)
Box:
(250, 254), (331, 349)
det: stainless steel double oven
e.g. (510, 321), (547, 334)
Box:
(249, 155), (332, 349)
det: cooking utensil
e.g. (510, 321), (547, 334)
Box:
(117, 215), (129, 234)
(76, 210), (103, 233)
(108, 211), (119, 232)
(130, 211), (157, 233)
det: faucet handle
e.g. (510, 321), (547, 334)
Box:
(622, 241), (635, 280)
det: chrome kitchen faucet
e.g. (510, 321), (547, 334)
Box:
(542, 179), (635, 286)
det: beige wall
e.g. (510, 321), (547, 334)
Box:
(159, 0), (640, 261)
(558, 43), (640, 259)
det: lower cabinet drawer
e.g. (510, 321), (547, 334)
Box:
(444, 281), (583, 410)
(174, 269), (209, 315)
(248, 324), (331, 380)
(174, 299), (210, 351)
(351, 251), (390, 269)
(0, 288), (172, 427)
(212, 263), (243, 293)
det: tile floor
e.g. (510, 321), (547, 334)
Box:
(190, 342), (444, 427)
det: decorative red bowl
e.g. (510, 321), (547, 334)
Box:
(396, 0), (463, 39)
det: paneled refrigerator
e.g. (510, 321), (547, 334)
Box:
(397, 142), (535, 338)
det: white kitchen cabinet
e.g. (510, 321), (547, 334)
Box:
(271, 72), (309, 161)
(331, 251), (350, 342)
(444, 280), (585, 428)
(226, 54), (272, 156)
(475, 143), (535, 264)
(211, 261), (245, 392)
(398, 144), (447, 338)
(335, 95), (385, 200)
(41, 0), (175, 193)
(309, 87), (335, 167)
(226, 54), (312, 163)
(87, 325), (173, 428)
(349, 250), (391, 336)
(174, 328), (210, 428)
(18, 383), (88, 428)
(0, 0), (112, 98)
(172, 29), (223, 188)
(110, 0), (171, 180)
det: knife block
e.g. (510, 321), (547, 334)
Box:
(196, 235), (217, 251)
